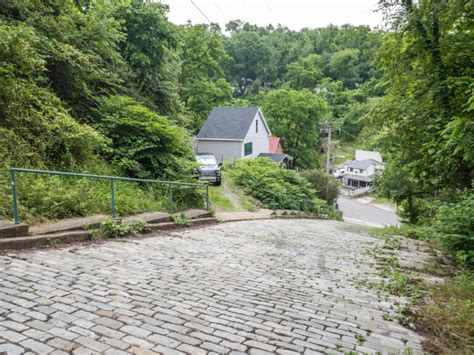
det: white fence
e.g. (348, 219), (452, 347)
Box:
(339, 185), (373, 198)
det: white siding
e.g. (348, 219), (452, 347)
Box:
(195, 140), (242, 163)
(242, 111), (270, 158)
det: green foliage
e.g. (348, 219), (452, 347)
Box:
(228, 158), (328, 213)
(420, 192), (474, 266)
(209, 186), (236, 212)
(368, 0), (473, 215)
(0, 24), (105, 169)
(178, 24), (232, 132)
(261, 89), (328, 168)
(300, 169), (339, 204)
(94, 219), (130, 239)
(172, 213), (190, 226)
(129, 219), (151, 234)
(285, 54), (323, 90)
(94, 95), (196, 179)
(420, 274), (474, 353)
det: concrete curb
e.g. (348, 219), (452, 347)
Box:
(0, 213), (217, 250)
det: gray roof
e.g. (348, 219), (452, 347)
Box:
(346, 159), (382, 170)
(344, 173), (377, 182)
(196, 107), (260, 140)
(258, 153), (293, 164)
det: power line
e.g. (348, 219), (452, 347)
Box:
(190, 0), (212, 24)
(264, 0), (272, 13)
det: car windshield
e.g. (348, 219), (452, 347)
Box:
(196, 156), (217, 165)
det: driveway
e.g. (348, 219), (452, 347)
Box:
(0, 220), (423, 354)
(337, 196), (400, 227)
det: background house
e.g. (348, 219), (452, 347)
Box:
(195, 107), (274, 163)
(342, 150), (385, 189)
(269, 137), (284, 153)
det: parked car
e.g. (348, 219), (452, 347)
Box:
(195, 154), (221, 186)
(332, 168), (346, 179)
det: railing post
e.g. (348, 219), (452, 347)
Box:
(206, 184), (210, 211)
(272, 194), (276, 210)
(111, 178), (116, 218)
(168, 183), (173, 213)
(10, 169), (20, 224)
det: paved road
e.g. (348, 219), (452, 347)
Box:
(338, 196), (400, 227)
(0, 220), (423, 354)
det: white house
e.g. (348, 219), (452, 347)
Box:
(342, 150), (385, 189)
(195, 107), (291, 164)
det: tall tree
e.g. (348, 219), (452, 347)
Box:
(178, 24), (232, 132)
(370, 0), (473, 215)
(261, 89), (328, 168)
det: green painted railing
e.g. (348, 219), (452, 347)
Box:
(9, 167), (210, 224)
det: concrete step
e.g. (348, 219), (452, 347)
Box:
(0, 216), (217, 250)
(0, 220), (29, 238)
(123, 211), (171, 225)
(29, 215), (108, 236)
(27, 210), (211, 236)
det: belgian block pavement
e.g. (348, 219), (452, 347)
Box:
(0, 219), (424, 354)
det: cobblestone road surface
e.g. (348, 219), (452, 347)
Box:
(0, 220), (424, 354)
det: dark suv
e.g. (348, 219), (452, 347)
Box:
(196, 154), (221, 186)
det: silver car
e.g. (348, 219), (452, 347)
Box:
(196, 154), (221, 186)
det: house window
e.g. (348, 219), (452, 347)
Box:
(256, 120), (258, 133)
(244, 142), (253, 156)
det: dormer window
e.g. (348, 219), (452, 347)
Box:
(256, 119), (258, 133)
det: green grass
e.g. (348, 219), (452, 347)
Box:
(208, 186), (236, 212)
(421, 274), (474, 353)
(0, 170), (204, 223)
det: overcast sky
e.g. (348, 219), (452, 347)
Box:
(159, 0), (383, 31)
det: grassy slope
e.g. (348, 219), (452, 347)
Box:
(209, 172), (257, 213)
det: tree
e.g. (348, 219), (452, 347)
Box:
(328, 48), (361, 88)
(261, 89), (328, 168)
(116, 0), (183, 118)
(300, 170), (339, 204)
(370, 0), (473, 204)
(178, 24), (232, 132)
(285, 54), (323, 90)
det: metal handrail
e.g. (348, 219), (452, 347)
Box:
(9, 167), (210, 224)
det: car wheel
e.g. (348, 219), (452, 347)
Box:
(214, 179), (221, 186)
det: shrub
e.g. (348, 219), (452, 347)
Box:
(129, 219), (151, 234)
(95, 219), (130, 239)
(300, 169), (339, 204)
(94, 95), (197, 180)
(172, 213), (190, 226)
(227, 158), (328, 213)
(420, 192), (474, 266)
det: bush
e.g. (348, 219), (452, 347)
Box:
(228, 158), (328, 213)
(420, 192), (474, 266)
(300, 169), (339, 204)
(95, 95), (197, 180)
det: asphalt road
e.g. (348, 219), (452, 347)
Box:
(337, 196), (400, 227)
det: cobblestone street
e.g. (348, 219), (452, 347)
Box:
(0, 220), (425, 354)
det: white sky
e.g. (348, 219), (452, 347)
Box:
(159, 0), (383, 31)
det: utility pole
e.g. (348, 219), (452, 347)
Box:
(320, 121), (334, 174)
(326, 124), (332, 174)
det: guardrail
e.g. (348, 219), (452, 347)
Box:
(9, 167), (210, 224)
(339, 185), (373, 198)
